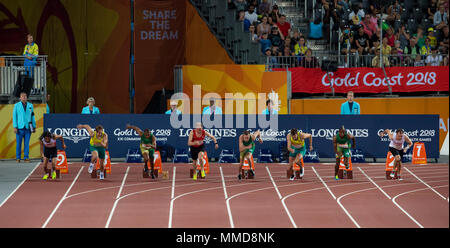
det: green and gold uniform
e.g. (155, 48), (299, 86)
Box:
(90, 131), (106, 159)
(289, 131), (306, 158)
(240, 136), (255, 161)
(140, 133), (155, 157)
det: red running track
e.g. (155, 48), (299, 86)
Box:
(0, 162), (447, 228)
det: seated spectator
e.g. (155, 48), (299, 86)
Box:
(386, 0), (401, 26)
(421, 37), (433, 55)
(81, 97), (100, 114)
(277, 15), (291, 38)
(260, 32), (272, 54)
(434, 4), (448, 30)
(294, 36), (308, 56)
(426, 49), (443, 66)
(262, 99), (278, 115)
(369, 29), (381, 54)
(369, 0), (383, 15)
(268, 25), (284, 48)
(354, 25), (370, 55)
(249, 24), (258, 42)
(269, 4), (280, 24)
(385, 27), (396, 47)
(361, 14), (377, 37)
(413, 27), (426, 49)
(257, 15), (271, 38)
(398, 24), (410, 50)
(414, 54), (426, 66)
(281, 36), (295, 53)
(238, 10), (245, 21)
(309, 18), (323, 39)
(390, 40), (404, 66)
(291, 30), (301, 44)
(299, 49), (319, 68)
(202, 98), (222, 115)
(438, 25), (449, 53)
(372, 48), (390, 67)
(404, 37), (421, 65)
(340, 25), (355, 55)
(427, 28), (438, 49)
(258, 0), (271, 16)
(379, 37), (392, 56)
(245, 4), (258, 26)
(428, 0), (439, 21)
(349, 5), (362, 25)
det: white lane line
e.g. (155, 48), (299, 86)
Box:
(220, 166), (234, 228)
(266, 166), (282, 200)
(171, 167), (176, 199)
(312, 166), (361, 228)
(390, 185), (449, 228)
(311, 166), (336, 200)
(0, 162), (41, 208)
(266, 167), (297, 228)
(42, 166), (84, 228)
(404, 167), (447, 201)
(105, 166), (130, 228)
(358, 167), (391, 199)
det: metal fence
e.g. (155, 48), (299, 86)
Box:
(0, 56), (47, 103)
(264, 53), (448, 70)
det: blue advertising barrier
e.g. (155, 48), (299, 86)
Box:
(44, 114), (439, 160)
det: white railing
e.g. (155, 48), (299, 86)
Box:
(0, 55), (47, 102)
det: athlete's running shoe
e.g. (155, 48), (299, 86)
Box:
(335, 175), (340, 180)
(289, 174), (295, 181)
(299, 167), (304, 177)
(249, 169), (255, 177)
(238, 174), (242, 181)
(51, 171), (57, 180)
(390, 171), (395, 178)
(193, 171), (197, 181)
(88, 163), (94, 174)
(201, 169), (206, 178)
(43, 174), (49, 180)
(99, 171), (105, 180)
(151, 170), (155, 179)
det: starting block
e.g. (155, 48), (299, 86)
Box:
(143, 151), (163, 178)
(286, 157), (304, 179)
(241, 153), (255, 179)
(385, 151), (399, 179)
(190, 152), (209, 179)
(91, 150), (111, 178)
(337, 157), (353, 179)
(54, 150), (68, 179)
(412, 142), (427, 165)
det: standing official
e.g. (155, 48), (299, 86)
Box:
(340, 91), (360, 115)
(13, 92), (36, 162)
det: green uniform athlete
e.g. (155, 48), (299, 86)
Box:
(238, 130), (263, 180)
(126, 124), (157, 179)
(332, 126), (355, 180)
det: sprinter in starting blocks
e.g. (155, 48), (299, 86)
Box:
(125, 124), (157, 179)
(77, 124), (108, 180)
(190, 152), (209, 179)
(379, 128), (412, 180)
(238, 129), (263, 180)
(333, 126), (355, 180)
(39, 131), (66, 180)
(286, 128), (313, 180)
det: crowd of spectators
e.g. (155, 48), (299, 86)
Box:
(334, 0), (449, 67)
(228, 0), (321, 68)
(228, 0), (449, 68)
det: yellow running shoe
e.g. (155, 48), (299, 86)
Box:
(201, 169), (205, 178)
(193, 171), (197, 181)
(51, 171), (57, 180)
(43, 174), (49, 180)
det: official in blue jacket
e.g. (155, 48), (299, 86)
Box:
(13, 92), (36, 162)
(340, 91), (360, 115)
(81, 97), (100, 114)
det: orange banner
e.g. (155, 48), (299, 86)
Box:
(181, 65), (288, 114)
